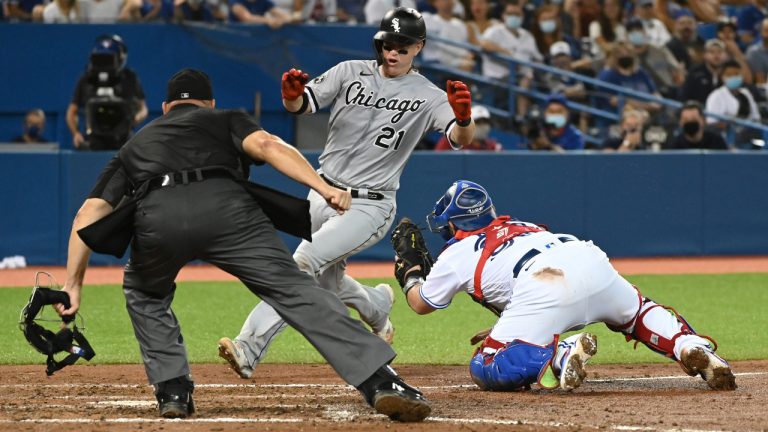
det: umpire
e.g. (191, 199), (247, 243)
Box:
(54, 68), (431, 422)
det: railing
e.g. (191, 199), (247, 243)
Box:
(421, 35), (768, 147)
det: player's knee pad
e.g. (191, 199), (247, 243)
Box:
(608, 294), (702, 360)
(469, 339), (557, 391)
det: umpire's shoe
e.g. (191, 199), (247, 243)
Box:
(357, 365), (431, 422)
(155, 375), (195, 418)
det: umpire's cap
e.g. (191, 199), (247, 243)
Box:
(166, 68), (214, 102)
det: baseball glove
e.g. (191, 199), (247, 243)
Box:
(391, 217), (434, 289)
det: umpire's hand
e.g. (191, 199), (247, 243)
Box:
(320, 185), (352, 215)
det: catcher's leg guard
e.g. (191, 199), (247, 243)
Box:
(608, 291), (722, 373)
(469, 337), (558, 391)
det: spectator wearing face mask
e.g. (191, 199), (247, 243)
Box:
(632, 0), (671, 48)
(529, 93), (585, 152)
(435, 105), (501, 151)
(705, 60), (760, 127)
(531, 4), (581, 64)
(626, 18), (685, 99)
(479, 0), (542, 118)
(597, 42), (662, 114)
(668, 100), (728, 150)
(12, 109), (49, 144)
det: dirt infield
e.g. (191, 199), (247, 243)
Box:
(3, 259), (766, 431)
(0, 362), (765, 431)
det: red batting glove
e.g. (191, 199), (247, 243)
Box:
(446, 80), (472, 123)
(281, 68), (309, 101)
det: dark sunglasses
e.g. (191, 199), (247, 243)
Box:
(382, 44), (409, 55)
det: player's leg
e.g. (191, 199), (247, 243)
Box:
(293, 191), (396, 330)
(472, 241), (619, 392)
(319, 261), (395, 340)
(219, 191), (396, 376)
(584, 243), (736, 390)
(202, 198), (431, 421)
(218, 301), (287, 379)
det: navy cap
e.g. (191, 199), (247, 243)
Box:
(166, 68), (214, 102)
(545, 93), (569, 109)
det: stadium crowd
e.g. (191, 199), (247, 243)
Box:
(3, 0), (768, 151)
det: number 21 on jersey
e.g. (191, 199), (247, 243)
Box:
(374, 127), (405, 151)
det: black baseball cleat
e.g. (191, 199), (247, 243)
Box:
(358, 365), (431, 422)
(155, 376), (195, 418)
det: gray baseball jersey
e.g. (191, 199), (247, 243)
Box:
(305, 59), (458, 191)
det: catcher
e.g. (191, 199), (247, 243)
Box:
(391, 180), (736, 392)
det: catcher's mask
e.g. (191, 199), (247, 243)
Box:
(19, 272), (95, 376)
(427, 180), (497, 240)
(373, 7), (426, 65)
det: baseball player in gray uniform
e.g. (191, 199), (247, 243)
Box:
(218, 7), (476, 379)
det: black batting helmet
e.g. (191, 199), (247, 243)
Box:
(373, 7), (426, 64)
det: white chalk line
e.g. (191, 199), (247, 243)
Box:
(0, 371), (763, 390)
(0, 415), (732, 432)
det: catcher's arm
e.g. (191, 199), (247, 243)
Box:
(391, 218), (436, 315)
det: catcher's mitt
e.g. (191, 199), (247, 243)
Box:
(391, 217), (434, 289)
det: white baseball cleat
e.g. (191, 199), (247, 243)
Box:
(373, 283), (396, 344)
(217, 337), (254, 379)
(559, 332), (598, 391)
(679, 345), (737, 390)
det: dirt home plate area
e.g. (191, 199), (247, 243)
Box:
(2, 258), (767, 432)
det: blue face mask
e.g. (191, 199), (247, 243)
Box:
(545, 114), (567, 129)
(539, 19), (557, 34)
(725, 75), (743, 90)
(505, 15), (522, 29)
(26, 125), (41, 138)
(628, 31), (647, 46)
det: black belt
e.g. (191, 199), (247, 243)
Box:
(147, 168), (234, 191)
(320, 174), (384, 200)
(512, 236), (574, 278)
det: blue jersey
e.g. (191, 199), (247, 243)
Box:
(548, 124), (584, 151)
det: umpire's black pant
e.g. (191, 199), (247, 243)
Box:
(122, 178), (395, 386)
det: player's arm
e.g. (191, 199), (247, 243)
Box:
(446, 80), (475, 148)
(243, 129), (351, 213)
(402, 270), (435, 315)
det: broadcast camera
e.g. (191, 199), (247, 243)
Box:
(84, 34), (133, 150)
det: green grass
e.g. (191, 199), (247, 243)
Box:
(2, 274), (767, 366)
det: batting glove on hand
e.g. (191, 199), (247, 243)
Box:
(446, 80), (472, 124)
(281, 68), (309, 101)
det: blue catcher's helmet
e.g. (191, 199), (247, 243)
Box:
(426, 180), (497, 240)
